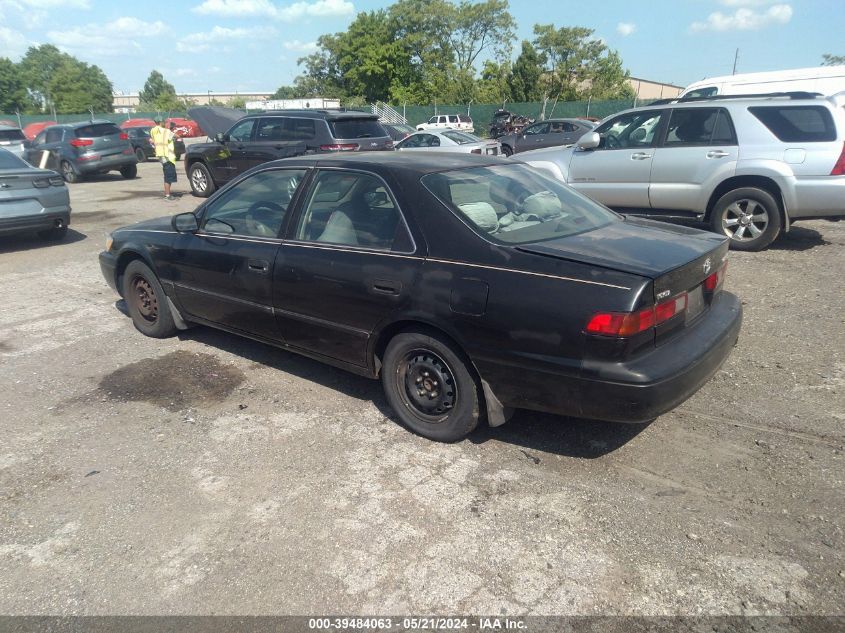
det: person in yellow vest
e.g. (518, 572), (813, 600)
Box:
(150, 117), (177, 200)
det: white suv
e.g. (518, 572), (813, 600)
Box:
(417, 114), (474, 132)
(520, 92), (845, 251)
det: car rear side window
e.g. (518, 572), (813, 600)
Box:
(749, 106), (836, 142)
(75, 123), (121, 137)
(664, 108), (736, 146)
(257, 118), (316, 141)
(295, 170), (413, 252)
(45, 129), (63, 143)
(328, 119), (387, 139)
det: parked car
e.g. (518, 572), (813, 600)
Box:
(498, 118), (596, 156)
(100, 153), (741, 442)
(519, 92), (845, 251)
(489, 109), (534, 138)
(0, 147), (71, 240)
(681, 65), (845, 99)
(125, 126), (185, 162)
(382, 122), (416, 142)
(395, 130), (501, 155)
(184, 107), (394, 197)
(416, 113), (474, 132)
(26, 121), (137, 183)
(0, 125), (29, 161)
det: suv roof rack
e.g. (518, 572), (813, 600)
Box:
(649, 91), (823, 106)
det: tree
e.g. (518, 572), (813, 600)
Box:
(475, 60), (511, 104)
(0, 57), (33, 113)
(140, 70), (176, 107)
(822, 53), (844, 66)
(272, 85), (299, 99)
(227, 96), (246, 109)
(49, 59), (113, 114)
(19, 44), (73, 111)
(509, 41), (543, 102)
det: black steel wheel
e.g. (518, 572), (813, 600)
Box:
(122, 260), (178, 338)
(382, 330), (481, 442)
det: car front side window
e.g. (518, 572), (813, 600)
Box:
(227, 119), (256, 142)
(201, 169), (307, 238)
(594, 110), (663, 150)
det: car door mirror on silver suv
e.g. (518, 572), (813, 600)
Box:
(172, 212), (199, 233)
(577, 131), (601, 150)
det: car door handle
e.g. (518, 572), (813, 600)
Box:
(706, 150), (730, 158)
(630, 152), (652, 160)
(247, 259), (269, 273)
(371, 279), (402, 295)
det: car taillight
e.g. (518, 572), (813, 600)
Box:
(32, 178), (50, 188)
(320, 143), (359, 151)
(586, 293), (688, 338)
(70, 138), (93, 147)
(49, 176), (64, 186)
(831, 142), (845, 176)
(704, 262), (728, 292)
(470, 148), (482, 154)
(385, 140), (394, 149)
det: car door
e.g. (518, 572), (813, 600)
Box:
(220, 118), (257, 178)
(649, 107), (738, 212)
(30, 128), (63, 170)
(516, 122), (550, 152)
(274, 169), (421, 367)
(396, 134), (425, 151)
(567, 109), (666, 209)
(169, 167), (308, 341)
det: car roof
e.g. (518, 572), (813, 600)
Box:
(266, 151), (509, 174)
(251, 109), (379, 121)
(0, 125), (23, 131)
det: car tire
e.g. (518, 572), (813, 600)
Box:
(134, 148), (146, 162)
(122, 260), (178, 338)
(501, 144), (513, 157)
(120, 164), (137, 179)
(37, 225), (68, 241)
(710, 187), (782, 252)
(189, 162), (216, 198)
(381, 330), (481, 442)
(60, 160), (79, 183)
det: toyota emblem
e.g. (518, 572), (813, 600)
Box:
(703, 258), (712, 275)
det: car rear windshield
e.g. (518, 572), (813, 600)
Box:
(75, 123), (122, 138)
(422, 164), (618, 245)
(749, 106), (837, 142)
(442, 131), (477, 144)
(0, 129), (26, 142)
(329, 118), (387, 139)
(0, 150), (28, 169)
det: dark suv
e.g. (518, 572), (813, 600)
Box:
(184, 107), (394, 197)
(27, 121), (137, 183)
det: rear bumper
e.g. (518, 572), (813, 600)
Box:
(0, 207), (70, 236)
(787, 177), (845, 218)
(76, 154), (136, 174)
(477, 291), (742, 423)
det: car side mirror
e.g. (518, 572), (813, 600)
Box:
(577, 131), (600, 150)
(172, 212), (199, 233)
(215, 132), (229, 143)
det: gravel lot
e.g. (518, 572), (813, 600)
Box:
(0, 158), (843, 616)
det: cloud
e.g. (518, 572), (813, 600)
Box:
(192, 0), (353, 21)
(616, 22), (636, 36)
(47, 17), (169, 58)
(690, 3), (792, 32)
(282, 39), (318, 53)
(176, 26), (277, 53)
(718, 0), (779, 5)
(0, 0), (89, 28)
(0, 25), (29, 59)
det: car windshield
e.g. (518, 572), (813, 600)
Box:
(442, 131), (477, 144)
(0, 148), (29, 169)
(0, 129), (26, 142)
(422, 164), (618, 245)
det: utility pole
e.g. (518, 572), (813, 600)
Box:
(732, 48), (739, 75)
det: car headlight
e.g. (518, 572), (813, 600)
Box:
(106, 235), (114, 251)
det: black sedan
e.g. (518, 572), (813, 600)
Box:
(99, 153), (741, 442)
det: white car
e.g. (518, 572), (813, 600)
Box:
(416, 114), (474, 132)
(395, 130), (501, 155)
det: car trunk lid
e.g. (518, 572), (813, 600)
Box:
(327, 117), (393, 151)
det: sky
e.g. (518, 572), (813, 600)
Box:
(0, 0), (842, 96)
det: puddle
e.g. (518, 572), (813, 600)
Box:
(98, 350), (245, 411)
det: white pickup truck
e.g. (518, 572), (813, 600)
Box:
(416, 114), (474, 132)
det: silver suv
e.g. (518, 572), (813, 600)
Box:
(519, 92), (845, 250)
